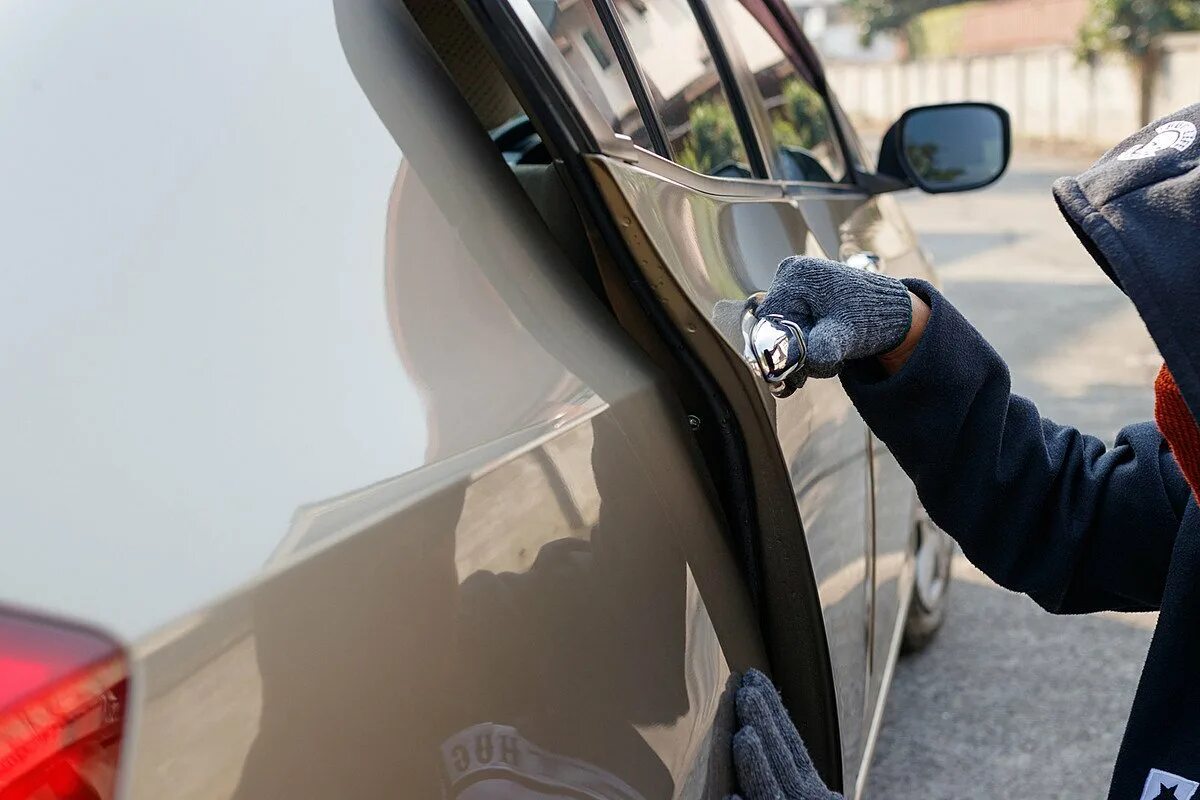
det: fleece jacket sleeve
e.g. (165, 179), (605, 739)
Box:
(841, 279), (1192, 614)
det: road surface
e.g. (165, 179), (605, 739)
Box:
(864, 153), (1162, 799)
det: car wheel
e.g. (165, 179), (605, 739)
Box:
(901, 511), (954, 654)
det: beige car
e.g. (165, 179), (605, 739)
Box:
(0, 0), (1009, 797)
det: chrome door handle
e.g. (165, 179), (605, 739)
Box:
(845, 251), (882, 273)
(742, 292), (806, 398)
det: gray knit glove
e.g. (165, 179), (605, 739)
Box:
(729, 670), (842, 800)
(756, 255), (912, 379)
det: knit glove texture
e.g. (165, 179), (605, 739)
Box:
(757, 255), (912, 379)
(728, 670), (842, 800)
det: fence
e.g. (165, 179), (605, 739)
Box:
(825, 32), (1200, 149)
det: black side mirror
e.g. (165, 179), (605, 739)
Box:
(870, 102), (1011, 194)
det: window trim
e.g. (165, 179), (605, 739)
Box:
(590, 0), (673, 158)
(705, 0), (852, 186)
(753, 0), (872, 183)
(487, 0), (623, 158)
(589, 0), (867, 190)
(683, 0), (772, 179)
(491, 0), (865, 194)
(699, 0), (785, 180)
(591, 0), (771, 180)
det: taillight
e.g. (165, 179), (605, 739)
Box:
(0, 608), (128, 799)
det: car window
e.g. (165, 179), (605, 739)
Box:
(614, 0), (753, 178)
(717, 0), (846, 183)
(521, 0), (652, 150)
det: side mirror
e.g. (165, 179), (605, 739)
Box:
(872, 102), (1011, 194)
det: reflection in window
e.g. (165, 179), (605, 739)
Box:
(524, 0), (650, 148)
(719, 0), (845, 182)
(581, 29), (612, 69)
(615, 0), (752, 178)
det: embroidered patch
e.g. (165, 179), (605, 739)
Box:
(1118, 120), (1197, 161)
(1139, 768), (1200, 800)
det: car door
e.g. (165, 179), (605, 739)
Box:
(707, 0), (944, 780)
(482, 0), (877, 787)
(96, 2), (773, 797)
(700, 0), (934, 772)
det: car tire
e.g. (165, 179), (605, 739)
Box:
(901, 512), (954, 654)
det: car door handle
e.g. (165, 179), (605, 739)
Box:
(741, 292), (807, 398)
(845, 251), (883, 273)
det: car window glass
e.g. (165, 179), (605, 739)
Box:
(521, 0), (652, 150)
(615, 0), (752, 178)
(718, 0), (845, 183)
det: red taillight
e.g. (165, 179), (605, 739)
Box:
(0, 609), (128, 799)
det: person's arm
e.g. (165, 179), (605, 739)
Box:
(843, 279), (1190, 613)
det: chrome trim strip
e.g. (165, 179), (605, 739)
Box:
(852, 560), (914, 800)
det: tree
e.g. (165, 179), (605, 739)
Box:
(679, 100), (743, 175)
(843, 0), (969, 54)
(779, 79), (831, 150)
(1079, 0), (1200, 126)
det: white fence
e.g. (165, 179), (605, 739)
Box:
(825, 32), (1200, 149)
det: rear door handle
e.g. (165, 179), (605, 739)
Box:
(741, 292), (807, 398)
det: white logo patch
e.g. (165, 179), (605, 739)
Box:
(1139, 768), (1200, 800)
(1118, 120), (1197, 161)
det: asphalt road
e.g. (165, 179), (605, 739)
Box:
(863, 153), (1163, 799)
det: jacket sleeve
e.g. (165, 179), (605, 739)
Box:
(840, 280), (1192, 613)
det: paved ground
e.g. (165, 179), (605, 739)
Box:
(863, 153), (1163, 799)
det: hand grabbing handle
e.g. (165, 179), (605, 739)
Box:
(742, 294), (808, 397)
(756, 255), (913, 381)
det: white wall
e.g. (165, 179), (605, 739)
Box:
(824, 32), (1200, 148)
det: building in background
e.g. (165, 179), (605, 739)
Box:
(912, 0), (1089, 57)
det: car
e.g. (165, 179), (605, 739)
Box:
(0, 0), (1009, 798)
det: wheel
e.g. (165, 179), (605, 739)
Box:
(901, 511), (955, 654)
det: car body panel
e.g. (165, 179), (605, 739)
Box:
(792, 187), (936, 707)
(500, 0), (939, 785)
(590, 159), (935, 800)
(1, 0), (768, 796)
(0, 0), (945, 795)
(126, 393), (761, 799)
(592, 153), (880, 786)
(825, 191), (935, 727)
(667, 1), (938, 780)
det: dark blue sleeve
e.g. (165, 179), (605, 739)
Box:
(841, 280), (1191, 613)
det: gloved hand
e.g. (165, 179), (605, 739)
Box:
(756, 255), (913, 379)
(728, 669), (843, 800)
